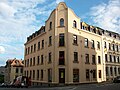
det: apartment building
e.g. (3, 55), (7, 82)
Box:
(24, 2), (120, 85)
(102, 31), (120, 81)
(4, 58), (24, 84)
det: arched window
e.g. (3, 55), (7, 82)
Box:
(50, 22), (52, 29)
(60, 18), (64, 26)
(73, 20), (77, 28)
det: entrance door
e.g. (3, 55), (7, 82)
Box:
(59, 68), (65, 83)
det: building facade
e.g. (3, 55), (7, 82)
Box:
(24, 2), (120, 85)
(102, 31), (120, 81)
(4, 58), (24, 84)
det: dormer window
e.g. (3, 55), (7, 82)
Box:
(73, 20), (77, 28)
(60, 18), (64, 26)
(50, 22), (52, 29)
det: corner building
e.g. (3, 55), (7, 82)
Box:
(24, 2), (120, 85)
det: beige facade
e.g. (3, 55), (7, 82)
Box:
(102, 31), (120, 81)
(24, 2), (120, 85)
(4, 59), (24, 84)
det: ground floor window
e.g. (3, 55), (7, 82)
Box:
(92, 70), (96, 78)
(106, 67), (109, 76)
(48, 69), (52, 82)
(99, 70), (101, 78)
(86, 69), (90, 79)
(73, 69), (79, 82)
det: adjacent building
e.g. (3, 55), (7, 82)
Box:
(24, 2), (120, 85)
(102, 31), (120, 81)
(4, 58), (24, 84)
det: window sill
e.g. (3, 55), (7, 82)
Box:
(73, 61), (79, 63)
(49, 28), (52, 31)
(85, 62), (90, 64)
(73, 43), (78, 46)
(48, 44), (52, 47)
(91, 47), (95, 49)
(48, 61), (52, 64)
(85, 46), (89, 48)
(37, 49), (40, 51)
(72, 27), (78, 30)
(92, 63), (96, 65)
(58, 26), (65, 28)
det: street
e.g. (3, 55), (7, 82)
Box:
(0, 83), (120, 90)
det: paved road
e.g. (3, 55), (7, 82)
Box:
(0, 83), (120, 90)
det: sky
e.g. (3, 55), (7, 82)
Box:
(0, 0), (120, 66)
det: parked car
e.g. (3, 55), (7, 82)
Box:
(113, 76), (120, 83)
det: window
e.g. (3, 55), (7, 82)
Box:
(33, 57), (35, 66)
(114, 56), (116, 63)
(91, 40), (95, 48)
(110, 67), (113, 76)
(114, 67), (117, 76)
(48, 69), (52, 82)
(106, 67), (108, 76)
(85, 54), (89, 64)
(116, 45), (119, 52)
(59, 51), (65, 65)
(24, 71), (26, 76)
(41, 55), (43, 64)
(74, 52), (78, 62)
(97, 41), (100, 49)
(104, 41), (107, 48)
(73, 20), (77, 28)
(48, 52), (52, 63)
(50, 22), (52, 29)
(25, 48), (27, 55)
(16, 68), (18, 73)
(28, 47), (30, 54)
(34, 44), (36, 52)
(99, 70), (101, 78)
(30, 70), (32, 78)
(92, 55), (96, 64)
(73, 35), (77, 45)
(92, 70), (96, 78)
(105, 54), (108, 62)
(86, 69), (90, 79)
(73, 69), (79, 82)
(118, 68), (120, 74)
(27, 71), (29, 77)
(85, 38), (88, 47)
(27, 59), (29, 67)
(37, 56), (40, 65)
(41, 70), (43, 80)
(110, 55), (112, 62)
(37, 70), (39, 80)
(117, 56), (120, 63)
(38, 42), (40, 50)
(21, 68), (23, 73)
(112, 44), (115, 51)
(31, 45), (33, 53)
(60, 18), (64, 26)
(109, 43), (111, 50)
(30, 58), (32, 66)
(33, 70), (35, 80)
(42, 40), (44, 48)
(49, 36), (52, 45)
(98, 56), (101, 64)
(59, 33), (65, 46)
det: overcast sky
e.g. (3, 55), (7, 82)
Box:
(0, 0), (120, 66)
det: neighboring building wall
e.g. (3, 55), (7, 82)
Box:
(4, 59), (24, 83)
(24, 2), (120, 85)
(102, 31), (120, 81)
